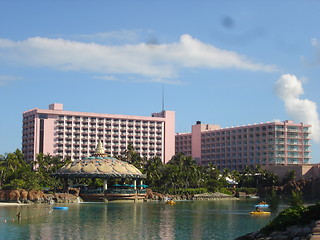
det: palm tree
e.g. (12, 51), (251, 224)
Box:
(118, 144), (145, 170)
(145, 157), (163, 187)
(5, 149), (29, 180)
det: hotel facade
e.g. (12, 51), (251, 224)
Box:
(175, 120), (311, 170)
(22, 103), (175, 163)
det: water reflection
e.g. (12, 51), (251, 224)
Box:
(0, 200), (278, 240)
(159, 204), (175, 240)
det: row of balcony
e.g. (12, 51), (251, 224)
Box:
(201, 134), (310, 142)
(56, 145), (162, 150)
(55, 151), (162, 156)
(58, 131), (162, 137)
(57, 131), (162, 136)
(200, 154), (311, 161)
(199, 140), (310, 146)
(59, 124), (162, 130)
(200, 127), (310, 137)
(56, 120), (162, 127)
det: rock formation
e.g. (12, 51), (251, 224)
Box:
(0, 189), (82, 204)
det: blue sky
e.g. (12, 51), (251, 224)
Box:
(0, 1), (320, 162)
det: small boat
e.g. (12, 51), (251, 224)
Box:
(248, 195), (259, 199)
(249, 211), (271, 215)
(255, 201), (269, 208)
(53, 206), (69, 210)
(165, 200), (176, 205)
(255, 204), (269, 208)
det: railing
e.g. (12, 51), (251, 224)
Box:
(105, 189), (146, 195)
(80, 188), (147, 195)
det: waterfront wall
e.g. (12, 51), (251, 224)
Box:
(146, 189), (237, 201)
(0, 189), (81, 204)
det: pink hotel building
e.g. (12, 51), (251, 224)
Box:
(22, 103), (175, 163)
(175, 121), (311, 170)
(22, 104), (312, 171)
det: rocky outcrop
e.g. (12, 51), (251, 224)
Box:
(8, 190), (20, 202)
(192, 192), (237, 200)
(27, 190), (45, 203)
(20, 189), (28, 201)
(0, 189), (82, 204)
(235, 222), (314, 240)
(259, 178), (320, 201)
(146, 189), (193, 201)
(146, 189), (236, 201)
(68, 187), (80, 197)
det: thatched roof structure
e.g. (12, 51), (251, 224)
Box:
(53, 141), (146, 179)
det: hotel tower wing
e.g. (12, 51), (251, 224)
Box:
(175, 120), (311, 170)
(22, 103), (175, 163)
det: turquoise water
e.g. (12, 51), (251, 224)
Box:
(0, 200), (281, 240)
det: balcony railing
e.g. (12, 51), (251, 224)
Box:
(79, 188), (147, 195)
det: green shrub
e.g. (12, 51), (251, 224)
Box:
(151, 187), (235, 196)
(233, 188), (257, 195)
(261, 203), (320, 234)
(219, 188), (233, 195)
(288, 190), (303, 207)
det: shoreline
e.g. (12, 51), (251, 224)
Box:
(0, 202), (30, 206)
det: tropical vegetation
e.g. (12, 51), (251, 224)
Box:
(0, 147), (280, 196)
(261, 203), (320, 233)
(0, 149), (70, 190)
(117, 147), (280, 195)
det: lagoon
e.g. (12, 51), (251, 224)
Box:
(0, 200), (284, 240)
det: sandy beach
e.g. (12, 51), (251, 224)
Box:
(0, 202), (30, 206)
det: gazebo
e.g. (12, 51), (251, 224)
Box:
(53, 141), (147, 201)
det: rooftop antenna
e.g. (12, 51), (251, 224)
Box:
(162, 84), (165, 112)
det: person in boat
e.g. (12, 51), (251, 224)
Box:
(16, 212), (21, 221)
(255, 206), (261, 212)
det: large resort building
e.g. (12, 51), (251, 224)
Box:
(22, 103), (175, 163)
(175, 120), (311, 170)
(22, 103), (313, 171)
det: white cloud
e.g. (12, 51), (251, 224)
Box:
(311, 38), (320, 47)
(0, 34), (276, 82)
(274, 74), (320, 142)
(93, 75), (118, 81)
(72, 30), (148, 43)
(301, 38), (320, 66)
(0, 75), (20, 86)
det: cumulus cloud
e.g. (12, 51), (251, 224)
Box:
(274, 74), (320, 142)
(0, 34), (276, 83)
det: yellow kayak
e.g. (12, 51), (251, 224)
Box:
(249, 211), (271, 215)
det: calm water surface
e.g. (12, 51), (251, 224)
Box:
(0, 200), (283, 240)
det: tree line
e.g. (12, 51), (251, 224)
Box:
(0, 147), (287, 195)
(0, 149), (70, 190)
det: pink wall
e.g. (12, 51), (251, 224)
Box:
(191, 123), (220, 161)
(43, 115), (57, 156)
(163, 111), (175, 163)
(23, 104), (176, 163)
